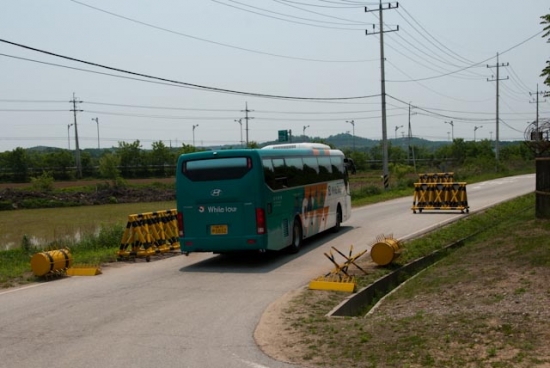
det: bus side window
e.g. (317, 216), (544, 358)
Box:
(263, 158), (277, 190)
(285, 157), (304, 187)
(302, 157), (319, 185)
(317, 156), (332, 182)
(331, 156), (347, 179)
(272, 158), (286, 190)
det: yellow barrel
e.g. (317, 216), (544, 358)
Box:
(30, 249), (73, 277)
(371, 238), (401, 266)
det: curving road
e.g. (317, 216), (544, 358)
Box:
(0, 174), (535, 368)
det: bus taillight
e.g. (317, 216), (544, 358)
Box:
(256, 208), (266, 234)
(177, 211), (185, 237)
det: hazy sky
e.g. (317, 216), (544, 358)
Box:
(1, 0), (549, 152)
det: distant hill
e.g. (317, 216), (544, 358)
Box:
(22, 134), (521, 154)
(259, 133), (450, 151)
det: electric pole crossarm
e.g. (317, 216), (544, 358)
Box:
(365, 26), (399, 35)
(365, 2), (399, 12)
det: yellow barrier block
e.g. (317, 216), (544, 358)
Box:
(371, 235), (402, 266)
(66, 265), (102, 276)
(30, 249), (73, 277)
(309, 275), (357, 293)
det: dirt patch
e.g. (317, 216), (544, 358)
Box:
(0, 179), (175, 209)
(0, 178), (175, 190)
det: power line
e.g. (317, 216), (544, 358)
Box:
(0, 99), (68, 103)
(386, 30), (543, 83)
(69, 0), (376, 63)
(272, 0), (371, 24)
(398, 4), (475, 65)
(273, 0), (373, 9)
(212, 0), (373, 28)
(0, 38), (380, 101)
(82, 109), (408, 122)
(0, 109), (69, 112)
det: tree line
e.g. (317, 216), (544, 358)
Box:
(0, 138), (533, 184)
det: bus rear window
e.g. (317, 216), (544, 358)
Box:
(183, 157), (251, 181)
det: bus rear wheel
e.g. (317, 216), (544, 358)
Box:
(287, 219), (303, 254)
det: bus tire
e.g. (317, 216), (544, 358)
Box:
(287, 218), (303, 254)
(331, 205), (342, 233)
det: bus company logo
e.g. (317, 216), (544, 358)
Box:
(210, 189), (222, 197)
(198, 206), (205, 213)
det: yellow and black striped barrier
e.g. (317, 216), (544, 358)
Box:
(418, 172), (454, 183)
(412, 182), (469, 214)
(117, 209), (180, 261)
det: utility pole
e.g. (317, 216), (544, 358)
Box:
(241, 102), (254, 147)
(530, 84), (548, 140)
(70, 93), (83, 178)
(365, 0), (399, 190)
(487, 53), (508, 161)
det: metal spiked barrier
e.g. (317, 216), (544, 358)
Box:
(309, 235), (404, 293)
(412, 182), (469, 214)
(117, 209), (180, 261)
(309, 245), (369, 293)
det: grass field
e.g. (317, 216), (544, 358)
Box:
(0, 201), (176, 251)
(259, 194), (550, 368)
(0, 200), (176, 288)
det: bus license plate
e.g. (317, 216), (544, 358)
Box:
(211, 225), (228, 235)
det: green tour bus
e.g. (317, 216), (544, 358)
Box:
(176, 143), (353, 254)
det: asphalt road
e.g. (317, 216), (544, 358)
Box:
(0, 174), (535, 368)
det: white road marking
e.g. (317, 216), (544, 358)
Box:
(0, 283), (42, 296)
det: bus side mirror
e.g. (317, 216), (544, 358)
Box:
(344, 158), (356, 175)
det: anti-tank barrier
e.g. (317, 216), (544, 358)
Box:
(118, 209), (180, 261)
(412, 182), (469, 213)
(418, 172), (454, 183)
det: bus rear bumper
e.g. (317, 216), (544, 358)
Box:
(178, 236), (268, 254)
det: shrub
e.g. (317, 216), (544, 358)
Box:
(30, 171), (54, 192)
(0, 200), (13, 211)
(352, 184), (382, 200)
